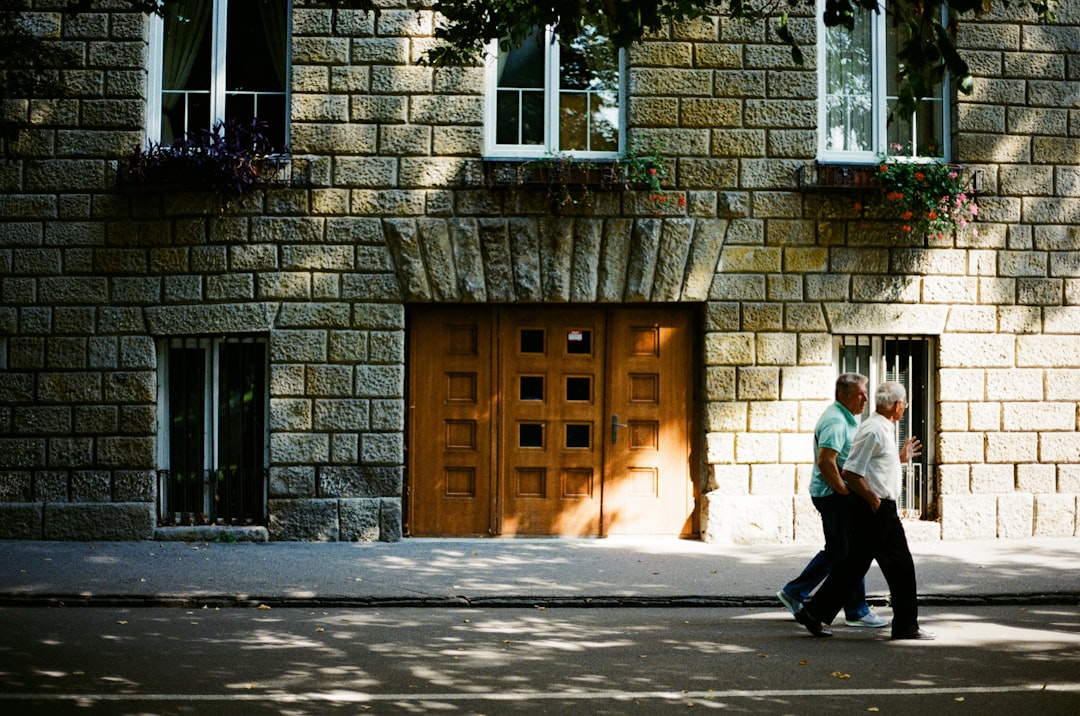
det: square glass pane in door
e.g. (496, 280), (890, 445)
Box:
(520, 329), (545, 354)
(565, 423), (590, 448)
(566, 329), (591, 354)
(519, 423), (544, 448)
(519, 375), (544, 401)
(565, 376), (591, 401)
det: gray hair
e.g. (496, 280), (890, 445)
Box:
(875, 381), (907, 410)
(835, 373), (867, 399)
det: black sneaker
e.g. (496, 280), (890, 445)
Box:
(795, 609), (833, 638)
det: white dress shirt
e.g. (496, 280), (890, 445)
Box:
(842, 411), (901, 500)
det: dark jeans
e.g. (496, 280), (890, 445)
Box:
(781, 492), (868, 621)
(804, 498), (920, 637)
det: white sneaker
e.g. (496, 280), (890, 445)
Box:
(777, 590), (801, 616)
(846, 610), (890, 628)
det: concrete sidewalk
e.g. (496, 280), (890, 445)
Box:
(0, 537), (1077, 608)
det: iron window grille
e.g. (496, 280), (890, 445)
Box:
(157, 336), (269, 526)
(835, 335), (937, 519)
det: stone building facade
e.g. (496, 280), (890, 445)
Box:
(0, 1), (1078, 542)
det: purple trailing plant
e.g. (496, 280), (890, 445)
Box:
(126, 117), (281, 197)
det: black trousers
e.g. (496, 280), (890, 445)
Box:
(804, 498), (920, 636)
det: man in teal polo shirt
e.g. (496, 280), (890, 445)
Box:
(777, 373), (888, 628)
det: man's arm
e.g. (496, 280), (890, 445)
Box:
(841, 469), (881, 513)
(816, 447), (849, 494)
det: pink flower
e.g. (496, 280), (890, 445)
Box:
(970, 204), (978, 216)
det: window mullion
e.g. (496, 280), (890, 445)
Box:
(872, 9), (886, 157)
(147, 16), (164, 143)
(212, 0), (228, 127)
(546, 26), (558, 153)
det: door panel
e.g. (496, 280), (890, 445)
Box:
(408, 306), (694, 537)
(603, 308), (694, 535)
(409, 306), (494, 535)
(498, 308), (604, 536)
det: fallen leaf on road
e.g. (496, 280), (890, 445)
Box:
(799, 660), (809, 665)
(257, 604), (271, 610)
(830, 671), (850, 679)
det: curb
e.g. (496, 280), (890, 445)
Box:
(1, 593), (1077, 609)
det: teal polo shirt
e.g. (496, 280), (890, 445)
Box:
(808, 400), (859, 497)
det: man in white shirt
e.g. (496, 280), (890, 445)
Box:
(794, 381), (932, 640)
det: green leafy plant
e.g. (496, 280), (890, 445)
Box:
(126, 117), (282, 197)
(871, 157), (977, 240)
(616, 143), (685, 211)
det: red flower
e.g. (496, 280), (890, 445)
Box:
(678, 194), (687, 207)
(853, 201), (862, 212)
(901, 211), (912, 220)
(914, 172), (925, 181)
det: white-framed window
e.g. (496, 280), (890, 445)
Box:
(835, 335), (937, 518)
(484, 25), (625, 159)
(156, 336), (269, 526)
(817, 3), (949, 163)
(147, 0), (290, 148)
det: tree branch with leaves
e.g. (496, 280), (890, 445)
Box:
(0, 0), (1060, 155)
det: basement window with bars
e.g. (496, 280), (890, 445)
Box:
(835, 336), (937, 519)
(156, 337), (269, 526)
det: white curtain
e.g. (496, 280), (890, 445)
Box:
(823, 11), (873, 154)
(161, 0), (211, 142)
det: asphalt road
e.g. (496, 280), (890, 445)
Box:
(1, 605), (1078, 715)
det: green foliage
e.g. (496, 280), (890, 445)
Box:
(872, 157), (978, 240)
(617, 143), (667, 195)
(1, 0), (1059, 157)
(425, 0), (1057, 118)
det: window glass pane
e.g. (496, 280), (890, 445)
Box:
(225, 0), (288, 149)
(168, 345), (206, 478)
(565, 424), (591, 449)
(520, 376), (544, 401)
(566, 330), (591, 354)
(217, 340), (266, 523)
(519, 423), (544, 448)
(167, 345), (206, 519)
(217, 341), (265, 475)
(160, 0), (212, 143)
(823, 12), (873, 153)
(497, 27), (546, 146)
(885, 22), (945, 159)
(559, 27), (619, 152)
(520, 329), (544, 353)
(566, 377), (591, 401)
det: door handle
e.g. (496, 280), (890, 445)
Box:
(611, 414), (628, 444)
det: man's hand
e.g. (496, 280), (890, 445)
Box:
(841, 470), (880, 513)
(900, 436), (923, 463)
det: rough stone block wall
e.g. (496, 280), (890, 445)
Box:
(0, 2), (1077, 542)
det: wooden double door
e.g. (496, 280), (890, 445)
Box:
(408, 306), (695, 537)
